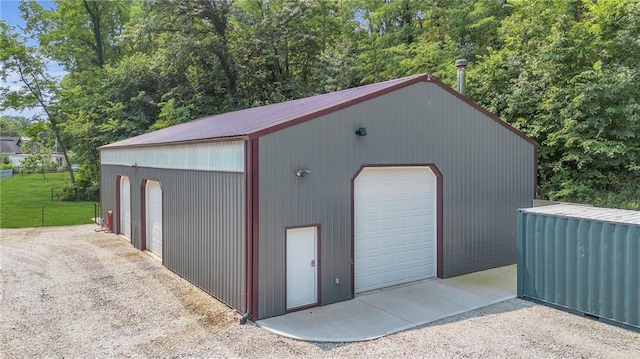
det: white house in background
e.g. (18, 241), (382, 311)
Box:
(0, 136), (68, 169)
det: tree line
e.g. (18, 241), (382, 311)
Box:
(1, 0), (639, 208)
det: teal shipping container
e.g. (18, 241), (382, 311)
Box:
(518, 204), (640, 331)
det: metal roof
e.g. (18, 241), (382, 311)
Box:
(0, 137), (23, 154)
(521, 204), (640, 226)
(101, 73), (537, 149)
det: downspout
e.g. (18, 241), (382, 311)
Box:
(239, 310), (251, 325)
(242, 138), (260, 323)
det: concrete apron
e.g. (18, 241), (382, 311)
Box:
(256, 264), (516, 343)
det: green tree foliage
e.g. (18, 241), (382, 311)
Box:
(22, 120), (51, 148)
(15, 0), (133, 194)
(20, 0), (130, 71)
(3, 0), (639, 208)
(0, 115), (30, 136)
(470, 0), (640, 208)
(233, 0), (354, 104)
(0, 20), (75, 183)
(348, 0), (512, 85)
(20, 145), (48, 174)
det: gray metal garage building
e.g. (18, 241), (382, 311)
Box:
(100, 73), (537, 320)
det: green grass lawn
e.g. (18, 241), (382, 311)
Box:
(0, 172), (98, 228)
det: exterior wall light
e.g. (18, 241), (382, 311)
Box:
(295, 169), (311, 177)
(355, 127), (367, 136)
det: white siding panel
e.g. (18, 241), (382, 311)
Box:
(101, 141), (244, 172)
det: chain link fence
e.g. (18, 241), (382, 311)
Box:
(0, 202), (101, 228)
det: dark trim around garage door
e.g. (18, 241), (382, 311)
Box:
(350, 163), (444, 298)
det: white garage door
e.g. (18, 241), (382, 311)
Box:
(354, 167), (437, 293)
(145, 180), (163, 258)
(119, 176), (131, 241)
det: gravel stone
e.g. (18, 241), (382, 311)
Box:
(1, 225), (638, 358)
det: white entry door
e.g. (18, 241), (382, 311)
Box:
(119, 176), (131, 241)
(354, 167), (437, 293)
(145, 180), (163, 258)
(286, 227), (318, 309)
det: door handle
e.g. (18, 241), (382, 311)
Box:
(310, 259), (315, 267)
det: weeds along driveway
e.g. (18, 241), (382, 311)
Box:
(1, 225), (639, 358)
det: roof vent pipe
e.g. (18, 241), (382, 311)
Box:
(455, 59), (468, 95)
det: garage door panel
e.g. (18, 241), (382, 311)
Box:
(406, 268), (421, 279)
(410, 232), (425, 244)
(357, 221), (376, 234)
(394, 217), (408, 228)
(381, 252), (395, 265)
(360, 276), (378, 290)
(364, 238), (379, 250)
(381, 238), (394, 249)
(395, 200), (408, 211)
(395, 252), (408, 263)
(395, 235), (408, 247)
(381, 272), (395, 284)
(409, 216), (422, 227)
(380, 200), (395, 212)
(363, 205), (379, 216)
(355, 167), (437, 293)
(409, 250), (422, 261)
(393, 184), (406, 195)
(408, 199), (422, 210)
(381, 185), (394, 196)
(381, 219), (394, 230)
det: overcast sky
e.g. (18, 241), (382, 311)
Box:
(1, 0), (65, 120)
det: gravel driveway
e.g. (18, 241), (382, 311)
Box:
(1, 225), (638, 358)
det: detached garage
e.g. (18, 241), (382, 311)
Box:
(100, 73), (537, 320)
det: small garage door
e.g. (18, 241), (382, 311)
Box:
(354, 166), (437, 293)
(145, 180), (163, 258)
(119, 176), (131, 240)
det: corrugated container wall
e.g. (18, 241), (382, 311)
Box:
(257, 82), (535, 318)
(100, 165), (245, 311)
(518, 206), (640, 330)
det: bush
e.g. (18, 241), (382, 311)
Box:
(1, 163), (13, 170)
(540, 172), (640, 210)
(44, 161), (58, 171)
(59, 183), (99, 201)
(59, 163), (99, 201)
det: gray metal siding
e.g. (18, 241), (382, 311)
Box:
(100, 165), (245, 311)
(257, 82), (535, 318)
(517, 211), (639, 330)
